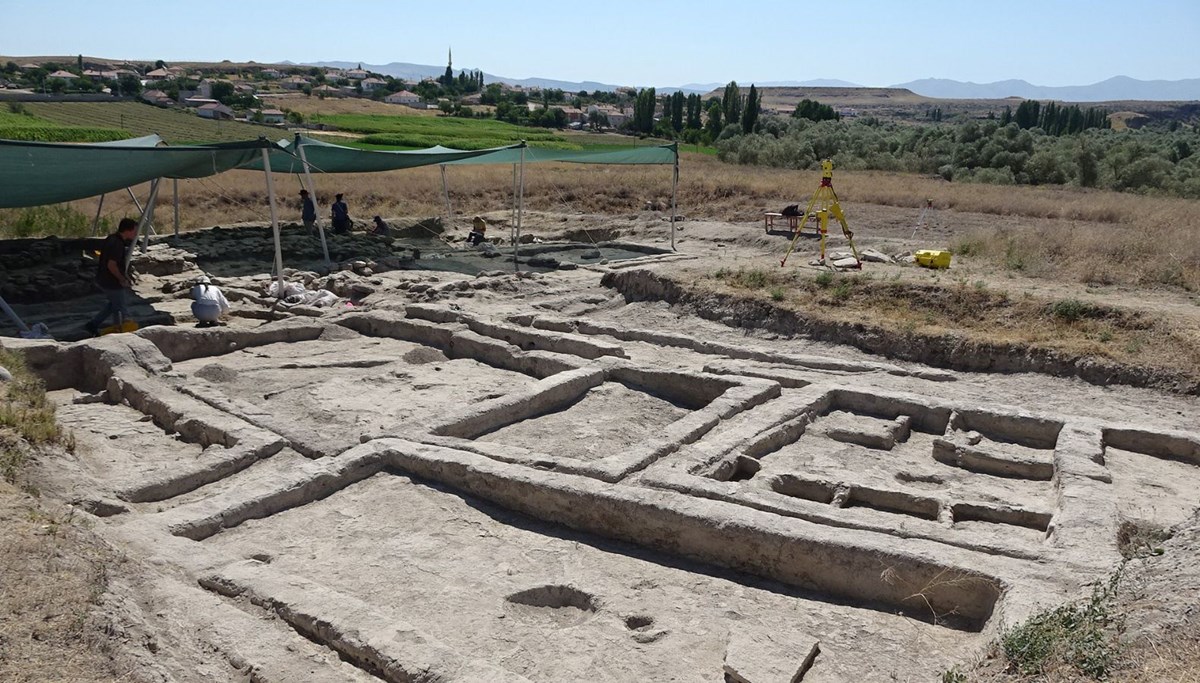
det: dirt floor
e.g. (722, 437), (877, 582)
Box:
(2, 195), (1200, 681)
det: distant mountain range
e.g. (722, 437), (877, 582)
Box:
(888, 76), (1200, 102)
(296, 61), (1199, 102)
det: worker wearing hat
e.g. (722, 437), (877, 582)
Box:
(299, 188), (317, 235)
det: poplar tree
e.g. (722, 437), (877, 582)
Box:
(685, 93), (702, 130)
(722, 81), (742, 129)
(671, 91), (684, 132)
(741, 84), (760, 133)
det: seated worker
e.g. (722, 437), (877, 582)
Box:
(466, 216), (488, 246)
(190, 275), (230, 328)
(371, 215), (390, 236)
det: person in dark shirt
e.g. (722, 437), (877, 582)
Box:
(300, 189), (317, 235)
(331, 193), (351, 234)
(85, 218), (138, 336)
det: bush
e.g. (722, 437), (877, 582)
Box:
(1000, 567), (1125, 678)
(0, 205), (101, 239)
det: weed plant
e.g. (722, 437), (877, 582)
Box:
(1000, 565), (1127, 678)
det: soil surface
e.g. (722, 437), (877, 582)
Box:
(3, 208), (1199, 681)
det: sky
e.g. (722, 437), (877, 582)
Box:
(3, 0), (1197, 87)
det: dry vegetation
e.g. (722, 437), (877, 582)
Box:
(0, 348), (120, 682)
(29, 151), (1196, 292)
(699, 265), (1200, 383)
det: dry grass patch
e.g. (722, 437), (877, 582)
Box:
(703, 267), (1200, 381)
(1, 348), (73, 488)
(0, 348), (120, 682)
(0, 481), (125, 682)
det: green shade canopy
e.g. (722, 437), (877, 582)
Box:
(446, 142), (678, 166)
(0, 137), (280, 208)
(0, 132), (676, 210)
(238, 136), (527, 174)
(245, 135), (677, 173)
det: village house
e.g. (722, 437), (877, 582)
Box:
(360, 77), (387, 92)
(345, 68), (369, 80)
(141, 89), (174, 106)
(257, 108), (286, 124)
(280, 76), (309, 90)
(384, 90), (421, 105)
(259, 68), (282, 79)
(311, 84), (346, 98)
(144, 67), (173, 81)
(183, 96), (219, 108)
(47, 70), (77, 81)
(196, 102), (234, 120)
(196, 78), (218, 98)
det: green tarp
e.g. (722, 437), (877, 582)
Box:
(238, 136), (526, 174)
(247, 135), (677, 173)
(446, 143), (678, 166)
(0, 132), (676, 209)
(0, 137), (279, 208)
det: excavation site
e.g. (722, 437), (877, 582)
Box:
(3, 201), (1199, 682)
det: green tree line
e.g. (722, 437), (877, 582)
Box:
(715, 116), (1200, 198)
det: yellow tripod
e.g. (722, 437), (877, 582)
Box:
(779, 159), (861, 268)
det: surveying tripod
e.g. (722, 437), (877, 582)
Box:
(911, 198), (938, 238)
(779, 159), (861, 268)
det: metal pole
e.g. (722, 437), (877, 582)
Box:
(90, 193), (106, 236)
(439, 164), (453, 231)
(125, 186), (157, 236)
(172, 178), (180, 239)
(0, 294), (30, 334)
(261, 149), (286, 299)
(514, 145), (525, 272)
(296, 138), (332, 267)
(136, 179), (161, 255)
(670, 147), (679, 251)
(510, 162), (518, 245)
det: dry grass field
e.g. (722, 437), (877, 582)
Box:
(55, 151), (1200, 293)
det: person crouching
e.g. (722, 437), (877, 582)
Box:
(191, 275), (230, 328)
(467, 216), (488, 246)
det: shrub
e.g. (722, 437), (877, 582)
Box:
(1000, 567), (1125, 678)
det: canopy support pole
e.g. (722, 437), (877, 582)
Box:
(296, 139), (332, 267)
(261, 149), (286, 299)
(126, 186), (157, 237)
(670, 148), (679, 251)
(510, 163), (518, 246)
(514, 146), (525, 273)
(90, 194), (106, 236)
(134, 179), (161, 256)
(172, 179), (180, 239)
(439, 165), (453, 231)
(0, 294), (30, 334)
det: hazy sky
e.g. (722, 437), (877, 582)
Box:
(4, 0), (1197, 86)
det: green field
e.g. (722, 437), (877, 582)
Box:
(0, 106), (126, 142)
(17, 101), (287, 144)
(312, 113), (576, 150)
(1, 101), (711, 154)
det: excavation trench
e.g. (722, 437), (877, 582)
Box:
(601, 269), (1200, 394)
